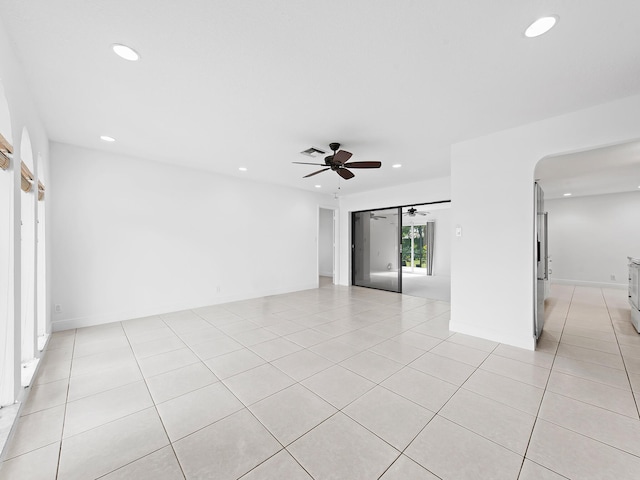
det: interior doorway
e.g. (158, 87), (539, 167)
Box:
(534, 139), (640, 338)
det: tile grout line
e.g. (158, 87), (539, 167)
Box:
(120, 317), (188, 480)
(600, 289), (640, 419)
(53, 322), (183, 478)
(517, 286), (640, 475)
(214, 307), (451, 478)
(171, 306), (318, 479)
(373, 340), (504, 478)
(246, 311), (529, 478)
(516, 284), (574, 480)
(55, 327), (77, 480)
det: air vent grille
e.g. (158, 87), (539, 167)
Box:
(300, 147), (326, 158)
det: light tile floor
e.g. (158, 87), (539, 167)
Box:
(1, 283), (640, 479)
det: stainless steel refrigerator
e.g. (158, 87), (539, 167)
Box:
(534, 183), (548, 340)
(629, 257), (640, 333)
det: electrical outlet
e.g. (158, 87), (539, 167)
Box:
(54, 304), (62, 313)
(610, 274), (616, 281)
(216, 286), (221, 293)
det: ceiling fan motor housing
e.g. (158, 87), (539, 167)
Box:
(325, 143), (341, 168)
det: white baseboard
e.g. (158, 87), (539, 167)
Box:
(449, 320), (536, 351)
(51, 282), (319, 332)
(551, 278), (627, 290)
(319, 271), (333, 278)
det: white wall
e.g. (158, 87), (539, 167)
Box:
(50, 142), (336, 330)
(370, 215), (399, 272)
(337, 177), (451, 285)
(430, 208), (451, 276)
(318, 208), (333, 277)
(451, 94), (640, 350)
(546, 191), (640, 288)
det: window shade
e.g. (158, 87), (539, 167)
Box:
(21, 161), (34, 192)
(0, 132), (11, 170)
(1, 133), (45, 199)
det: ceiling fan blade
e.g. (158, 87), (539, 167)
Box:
(343, 161), (381, 169)
(293, 161), (325, 166)
(333, 150), (353, 164)
(337, 168), (355, 180)
(303, 168), (330, 178)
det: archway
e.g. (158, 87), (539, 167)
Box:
(534, 139), (640, 337)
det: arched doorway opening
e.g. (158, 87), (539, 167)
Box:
(534, 139), (640, 340)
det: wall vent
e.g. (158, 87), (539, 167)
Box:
(300, 147), (326, 158)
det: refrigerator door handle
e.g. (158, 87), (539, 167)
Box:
(544, 212), (549, 280)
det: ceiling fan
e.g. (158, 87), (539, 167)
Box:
(293, 142), (381, 180)
(404, 207), (429, 217)
(370, 212), (387, 220)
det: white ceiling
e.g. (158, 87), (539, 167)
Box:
(1, 1), (639, 196)
(536, 140), (640, 199)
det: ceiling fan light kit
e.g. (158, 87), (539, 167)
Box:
(293, 142), (381, 180)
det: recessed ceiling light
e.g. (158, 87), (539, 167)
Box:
(238, 167), (247, 172)
(112, 44), (140, 61)
(100, 135), (115, 142)
(392, 164), (402, 168)
(563, 193), (572, 197)
(314, 185), (321, 188)
(525, 16), (558, 38)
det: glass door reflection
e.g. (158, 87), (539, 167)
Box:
(352, 208), (401, 293)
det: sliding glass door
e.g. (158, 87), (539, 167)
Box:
(352, 208), (401, 293)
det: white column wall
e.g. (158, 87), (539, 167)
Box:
(50, 142), (337, 331)
(451, 94), (640, 350)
